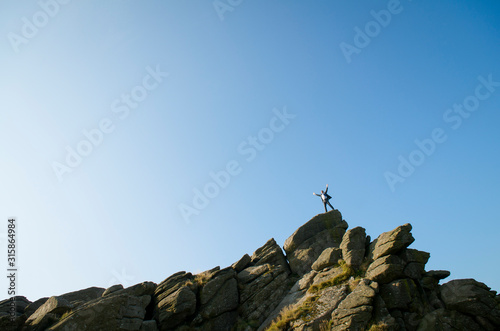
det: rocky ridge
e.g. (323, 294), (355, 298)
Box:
(1, 209), (499, 330)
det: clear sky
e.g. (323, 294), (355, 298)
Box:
(1, 0), (499, 301)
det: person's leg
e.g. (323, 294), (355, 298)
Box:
(327, 201), (334, 210)
(323, 201), (328, 213)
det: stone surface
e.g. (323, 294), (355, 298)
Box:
(340, 226), (367, 269)
(153, 271), (195, 309)
(0, 314), (26, 330)
(380, 278), (418, 310)
(202, 310), (238, 331)
(251, 238), (289, 271)
(140, 320), (159, 331)
(200, 268), (235, 304)
(311, 265), (345, 287)
(102, 284), (123, 297)
(417, 308), (481, 331)
(200, 278), (238, 319)
(118, 281), (157, 297)
(366, 255), (405, 284)
(368, 223), (414, 261)
(284, 210), (348, 275)
(231, 253), (251, 272)
(331, 279), (378, 331)
(7, 215), (500, 331)
(426, 270), (451, 280)
(0, 296), (31, 317)
(400, 249), (430, 280)
(371, 296), (399, 330)
(155, 286), (196, 329)
(24, 296), (73, 330)
(311, 247), (342, 271)
(237, 264), (270, 284)
(57, 286), (105, 308)
(48, 293), (151, 331)
(239, 264), (291, 327)
(24, 298), (48, 320)
(441, 279), (500, 326)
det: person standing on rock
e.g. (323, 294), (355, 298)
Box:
(313, 184), (334, 213)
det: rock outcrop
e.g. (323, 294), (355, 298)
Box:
(2, 208), (499, 330)
(283, 210), (348, 276)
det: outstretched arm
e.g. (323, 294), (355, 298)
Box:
(313, 192), (320, 196)
(324, 184), (329, 194)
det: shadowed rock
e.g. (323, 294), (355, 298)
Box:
(441, 279), (500, 326)
(24, 296), (73, 330)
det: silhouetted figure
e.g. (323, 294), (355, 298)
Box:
(313, 184), (334, 213)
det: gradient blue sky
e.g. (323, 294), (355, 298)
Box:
(1, 0), (499, 301)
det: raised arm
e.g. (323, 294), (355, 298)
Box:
(324, 184), (329, 194)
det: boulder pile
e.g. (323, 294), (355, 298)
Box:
(1, 209), (499, 330)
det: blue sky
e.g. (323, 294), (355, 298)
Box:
(1, 0), (499, 301)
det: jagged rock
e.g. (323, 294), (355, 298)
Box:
(441, 279), (500, 326)
(368, 223), (414, 261)
(0, 314), (26, 330)
(102, 284), (124, 297)
(200, 268), (235, 304)
(237, 264), (270, 285)
(380, 278), (418, 310)
(0, 297), (29, 331)
(366, 255), (405, 284)
(116, 281), (157, 297)
(331, 279), (378, 330)
(258, 275), (314, 331)
(154, 271), (195, 306)
(311, 247), (342, 271)
(231, 253), (251, 272)
(239, 263), (291, 328)
(251, 238), (289, 271)
(9, 214), (500, 331)
(202, 311), (238, 331)
(297, 270), (317, 290)
(284, 210), (348, 275)
(340, 226), (366, 269)
(0, 296), (31, 317)
(200, 277), (238, 319)
(311, 265), (345, 287)
(475, 315), (498, 331)
(140, 320), (159, 331)
(371, 296), (399, 330)
(24, 297), (48, 319)
(236, 236), (293, 328)
(24, 296), (73, 330)
(169, 267), (239, 330)
(417, 308), (482, 330)
(48, 293), (151, 331)
(426, 270), (451, 280)
(155, 286), (196, 329)
(309, 285), (349, 325)
(400, 249), (430, 280)
(52, 286), (105, 309)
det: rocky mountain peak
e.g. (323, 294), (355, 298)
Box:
(1, 209), (499, 330)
